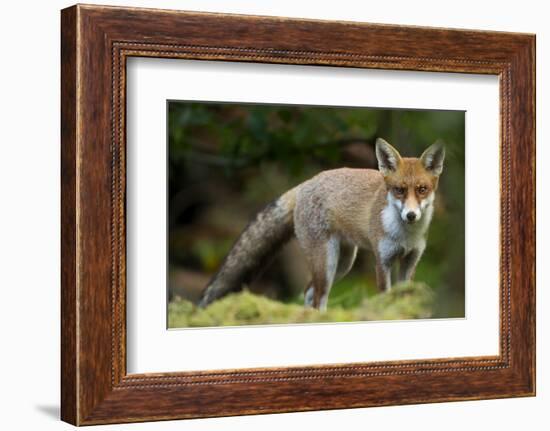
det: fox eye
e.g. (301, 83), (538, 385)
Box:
(417, 185), (428, 194)
(393, 186), (406, 196)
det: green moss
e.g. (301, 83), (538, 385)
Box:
(168, 282), (435, 328)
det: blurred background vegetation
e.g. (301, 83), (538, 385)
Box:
(167, 101), (465, 328)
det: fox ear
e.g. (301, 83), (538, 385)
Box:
(375, 138), (402, 176)
(421, 141), (446, 176)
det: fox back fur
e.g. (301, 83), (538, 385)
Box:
(198, 138), (445, 310)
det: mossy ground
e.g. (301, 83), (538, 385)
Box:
(168, 282), (435, 328)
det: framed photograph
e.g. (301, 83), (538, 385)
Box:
(61, 4), (535, 425)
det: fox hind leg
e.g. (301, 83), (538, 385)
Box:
(302, 236), (340, 311)
(336, 245), (358, 281)
(304, 245), (356, 308)
(304, 284), (315, 307)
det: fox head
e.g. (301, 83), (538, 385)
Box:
(375, 138), (445, 224)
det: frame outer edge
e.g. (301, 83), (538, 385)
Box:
(61, 5), (79, 426)
(531, 35), (536, 396)
(526, 35), (536, 395)
(506, 35), (536, 395)
(523, 34), (536, 394)
(60, 4), (536, 424)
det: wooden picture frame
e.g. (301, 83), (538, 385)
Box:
(61, 4), (535, 425)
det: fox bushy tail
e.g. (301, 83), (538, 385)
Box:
(198, 189), (297, 307)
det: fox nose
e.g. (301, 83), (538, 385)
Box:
(406, 211), (417, 222)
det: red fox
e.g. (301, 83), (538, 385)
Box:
(198, 138), (445, 311)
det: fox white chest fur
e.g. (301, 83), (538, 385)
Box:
(199, 138), (445, 312)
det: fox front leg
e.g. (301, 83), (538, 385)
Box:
(375, 242), (402, 292)
(375, 260), (392, 292)
(398, 242), (426, 282)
